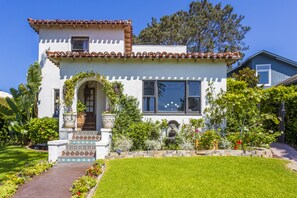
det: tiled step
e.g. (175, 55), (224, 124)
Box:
(58, 156), (96, 163)
(74, 131), (99, 136)
(72, 135), (101, 141)
(69, 140), (97, 144)
(62, 150), (95, 157)
(67, 144), (96, 150)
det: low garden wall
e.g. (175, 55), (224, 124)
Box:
(106, 148), (273, 159)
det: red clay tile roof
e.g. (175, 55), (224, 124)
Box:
(46, 51), (241, 66)
(28, 18), (133, 52)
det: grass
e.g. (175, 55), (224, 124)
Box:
(0, 145), (47, 182)
(94, 157), (297, 198)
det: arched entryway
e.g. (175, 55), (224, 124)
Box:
(77, 80), (106, 131)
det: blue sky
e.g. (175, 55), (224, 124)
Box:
(0, 0), (296, 92)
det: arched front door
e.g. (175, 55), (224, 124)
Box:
(83, 86), (96, 131)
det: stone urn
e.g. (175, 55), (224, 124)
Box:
(102, 113), (116, 128)
(63, 113), (77, 128)
(77, 113), (86, 131)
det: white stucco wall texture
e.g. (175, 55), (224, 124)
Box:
(37, 28), (227, 129)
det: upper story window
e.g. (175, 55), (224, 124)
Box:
(143, 80), (201, 114)
(256, 64), (271, 86)
(71, 37), (89, 52)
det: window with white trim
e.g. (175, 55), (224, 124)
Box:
(256, 64), (271, 86)
(71, 37), (89, 52)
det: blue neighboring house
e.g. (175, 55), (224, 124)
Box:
(228, 50), (297, 87)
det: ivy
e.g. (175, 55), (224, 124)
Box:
(63, 71), (123, 112)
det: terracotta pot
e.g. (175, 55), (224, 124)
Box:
(63, 113), (76, 128)
(102, 113), (116, 128)
(77, 113), (86, 131)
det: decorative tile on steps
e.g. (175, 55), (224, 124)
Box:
(67, 144), (96, 150)
(58, 157), (95, 163)
(70, 140), (97, 144)
(62, 150), (96, 157)
(72, 135), (101, 141)
(74, 131), (100, 136)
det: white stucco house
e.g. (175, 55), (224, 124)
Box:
(28, 18), (240, 162)
(0, 91), (12, 98)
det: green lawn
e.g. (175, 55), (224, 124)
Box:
(0, 146), (48, 182)
(94, 157), (297, 198)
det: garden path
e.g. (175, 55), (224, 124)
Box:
(270, 143), (297, 171)
(14, 163), (91, 198)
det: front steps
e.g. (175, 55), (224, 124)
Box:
(58, 131), (100, 163)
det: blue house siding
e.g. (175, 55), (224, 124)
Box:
(228, 50), (297, 87)
(251, 54), (297, 86)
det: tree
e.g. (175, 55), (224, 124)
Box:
(134, 0), (251, 53)
(231, 67), (259, 88)
(0, 62), (42, 144)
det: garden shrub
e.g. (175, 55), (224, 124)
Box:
(218, 137), (231, 149)
(204, 79), (281, 149)
(0, 97), (14, 145)
(113, 135), (133, 151)
(261, 85), (297, 146)
(113, 95), (142, 137)
(145, 140), (162, 150)
(198, 130), (220, 150)
(126, 120), (160, 150)
(27, 117), (59, 144)
(179, 138), (194, 150)
(163, 136), (182, 150)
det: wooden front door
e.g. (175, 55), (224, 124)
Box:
(83, 88), (96, 130)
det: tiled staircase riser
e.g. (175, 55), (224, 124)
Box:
(58, 131), (100, 163)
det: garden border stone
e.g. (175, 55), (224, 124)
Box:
(106, 148), (273, 159)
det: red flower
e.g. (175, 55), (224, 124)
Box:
(236, 140), (242, 145)
(234, 145), (238, 150)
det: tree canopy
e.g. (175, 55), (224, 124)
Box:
(231, 67), (259, 88)
(134, 0), (251, 53)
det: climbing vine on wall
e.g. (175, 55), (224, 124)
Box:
(63, 71), (123, 112)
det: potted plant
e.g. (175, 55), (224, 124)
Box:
(102, 109), (116, 129)
(77, 100), (86, 131)
(63, 106), (77, 128)
(102, 100), (117, 129)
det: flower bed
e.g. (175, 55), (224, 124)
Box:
(69, 160), (105, 198)
(0, 161), (54, 198)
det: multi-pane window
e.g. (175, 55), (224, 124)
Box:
(85, 88), (95, 113)
(256, 64), (271, 86)
(53, 89), (60, 117)
(71, 37), (89, 52)
(143, 81), (155, 112)
(143, 81), (201, 113)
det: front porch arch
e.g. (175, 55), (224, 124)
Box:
(63, 71), (122, 112)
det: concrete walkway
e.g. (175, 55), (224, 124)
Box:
(14, 163), (91, 198)
(270, 143), (297, 171)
